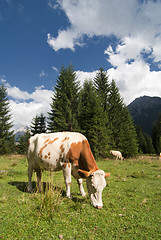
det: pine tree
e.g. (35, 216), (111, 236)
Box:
(17, 128), (31, 154)
(108, 80), (138, 157)
(119, 107), (138, 157)
(0, 85), (15, 154)
(144, 133), (155, 154)
(48, 65), (80, 132)
(94, 67), (110, 113)
(30, 113), (46, 135)
(38, 113), (46, 133)
(78, 80), (108, 157)
(30, 115), (39, 135)
(136, 126), (147, 154)
(152, 114), (161, 155)
(108, 79), (124, 148)
(93, 67), (111, 148)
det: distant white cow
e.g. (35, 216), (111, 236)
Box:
(110, 150), (123, 160)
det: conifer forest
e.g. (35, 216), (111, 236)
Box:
(0, 66), (160, 157)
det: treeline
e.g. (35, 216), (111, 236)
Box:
(1, 65), (160, 157)
(136, 114), (161, 155)
(0, 66), (138, 157)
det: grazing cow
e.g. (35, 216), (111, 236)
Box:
(110, 150), (123, 160)
(27, 132), (110, 209)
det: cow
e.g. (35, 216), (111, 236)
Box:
(27, 132), (110, 209)
(110, 150), (123, 160)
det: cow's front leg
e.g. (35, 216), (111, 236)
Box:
(62, 163), (72, 198)
(77, 179), (86, 197)
(28, 164), (33, 192)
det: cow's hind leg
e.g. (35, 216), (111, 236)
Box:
(62, 163), (72, 198)
(36, 168), (42, 192)
(28, 164), (33, 192)
(77, 179), (86, 197)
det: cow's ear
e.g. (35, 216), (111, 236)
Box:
(78, 169), (93, 178)
(105, 172), (110, 178)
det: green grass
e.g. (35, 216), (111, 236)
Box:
(0, 155), (161, 239)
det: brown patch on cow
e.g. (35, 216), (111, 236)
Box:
(60, 144), (65, 153)
(62, 163), (67, 169)
(66, 141), (82, 163)
(44, 139), (50, 144)
(39, 137), (59, 158)
(105, 172), (110, 178)
(28, 138), (30, 146)
(44, 155), (48, 159)
(67, 163), (70, 168)
(78, 169), (96, 178)
(66, 139), (98, 178)
(48, 138), (59, 145)
(48, 152), (51, 156)
(62, 137), (70, 142)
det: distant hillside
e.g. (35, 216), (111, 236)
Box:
(15, 126), (28, 142)
(128, 96), (161, 136)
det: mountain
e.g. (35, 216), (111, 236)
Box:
(128, 96), (161, 136)
(15, 126), (28, 142)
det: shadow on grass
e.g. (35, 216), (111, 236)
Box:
(8, 181), (65, 193)
(8, 181), (86, 203)
(8, 181), (28, 192)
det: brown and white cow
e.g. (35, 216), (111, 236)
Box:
(27, 132), (110, 209)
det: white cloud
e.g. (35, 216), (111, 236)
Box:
(39, 70), (48, 78)
(47, 29), (83, 51)
(52, 66), (58, 72)
(46, 0), (161, 105)
(7, 86), (30, 100)
(47, 0), (161, 56)
(0, 76), (7, 84)
(47, 0), (161, 105)
(6, 84), (53, 131)
(102, 33), (161, 104)
(76, 70), (97, 86)
(48, 0), (59, 9)
(75, 59), (161, 106)
(107, 55), (161, 105)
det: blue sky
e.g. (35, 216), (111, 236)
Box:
(1, 0), (161, 130)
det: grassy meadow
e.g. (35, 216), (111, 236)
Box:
(0, 155), (161, 239)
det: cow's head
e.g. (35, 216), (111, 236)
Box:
(78, 169), (110, 209)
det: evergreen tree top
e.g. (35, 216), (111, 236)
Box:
(0, 85), (15, 154)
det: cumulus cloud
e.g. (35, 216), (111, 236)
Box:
(48, 0), (161, 55)
(7, 86), (30, 100)
(76, 70), (97, 86)
(47, 0), (161, 105)
(6, 84), (53, 131)
(76, 58), (161, 105)
(107, 59), (161, 104)
(104, 34), (161, 104)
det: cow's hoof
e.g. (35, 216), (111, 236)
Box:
(67, 195), (72, 199)
(96, 205), (102, 209)
(81, 193), (86, 197)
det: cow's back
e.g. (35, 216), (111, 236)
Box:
(28, 132), (87, 171)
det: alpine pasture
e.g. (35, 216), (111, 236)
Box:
(0, 155), (161, 239)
